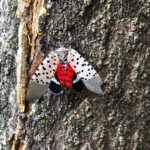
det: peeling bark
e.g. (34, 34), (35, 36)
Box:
(16, 22), (29, 112)
(0, 0), (150, 150)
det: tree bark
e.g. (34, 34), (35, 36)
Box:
(0, 0), (150, 150)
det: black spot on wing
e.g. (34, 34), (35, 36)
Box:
(93, 73), (97, 76)
(64, 73), (68, 76)
(35, 73), (38, 77)
(42, 66), (46, 70)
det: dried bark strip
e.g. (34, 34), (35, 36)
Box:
(9, 0), (46, 149)
(16, 22), (29, 113)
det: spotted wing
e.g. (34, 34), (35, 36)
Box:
(26, 51), (60, 101)
(68, 49), (103, 94)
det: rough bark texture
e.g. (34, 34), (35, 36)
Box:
(0, 0), (150, 150)
(0, 0), (19, 149)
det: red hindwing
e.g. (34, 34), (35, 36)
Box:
(56, 62), (74, 87)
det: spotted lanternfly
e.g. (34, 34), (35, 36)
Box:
(26, 46), (103, 100)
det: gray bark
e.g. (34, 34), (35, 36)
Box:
(0, 0), (19, 149)
(0, 0), (150, 150)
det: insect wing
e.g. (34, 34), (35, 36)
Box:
(68, 49), (103, 94)
(26, 51), (60, 100)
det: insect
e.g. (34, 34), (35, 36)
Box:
(26, 45), (103, 100)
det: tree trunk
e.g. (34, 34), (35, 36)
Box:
(0, 0), (150, 150)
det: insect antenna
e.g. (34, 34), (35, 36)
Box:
(66, 37), (76, 47)
(45, 40), (56, 48)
